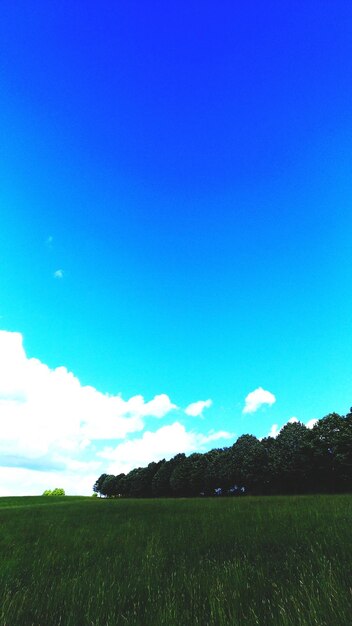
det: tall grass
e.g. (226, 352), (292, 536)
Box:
(1, 495), (351, 625)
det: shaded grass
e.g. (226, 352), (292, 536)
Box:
(0, 495), (351, 625)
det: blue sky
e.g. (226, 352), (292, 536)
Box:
(1, 2), (352, 494)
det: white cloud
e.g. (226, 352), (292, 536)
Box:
(99, 422), (235, 475)
(306, 418), (318, 429)
(0, 466), (99, 497)
(243, 387), (276, 414)
(0, 331), (180, 493)
(140, 394), (177, 418)
(199, 430), (235, 444)
(268, 423), (280, 438)
(54, 269), (64, 279)
(185, 399), (212, 417)
(0, 331), (231, 496)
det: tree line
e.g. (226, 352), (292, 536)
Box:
(93, 410), (352, 498)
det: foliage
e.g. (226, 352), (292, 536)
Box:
(94, 408), (352, 498)
(152, 454), (185, 496)
(93, 473), (107, 496)
(42, 488), (65, 496)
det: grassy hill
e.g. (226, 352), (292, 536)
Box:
(1, 495), (351, 625)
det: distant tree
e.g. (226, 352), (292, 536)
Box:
(123, 468), (144, 497)
(187, 453), (208, 496)
(230, 435), (268, 494)
(152, 454), (185, 497)
(93, 473), (108, 497)
(170, 456), (190, 496)
(215, 448), (234, 492)
(93, 407), (352, 499)
(342, 410), (352, 487)
(100, 475), (118, 497)
(122, 462), (163, 498)
(261, 436), (280, 494)
(275, 422), (313, 494)
(203, 448), (224, 495)
(42, 488), (65, 496)
(113, 473), (126, 496)
(311, 413), (352, 492)
(212, 447), (240, 495)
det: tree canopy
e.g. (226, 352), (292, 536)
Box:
(94, 409), (352, 498)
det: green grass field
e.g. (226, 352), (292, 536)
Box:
(1, 495), (351, 625)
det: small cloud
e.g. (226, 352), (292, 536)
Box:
(127, 393), (177, 419)
(185, 399), (212, 417)
(46, 236), (53, 248)
(198, 430), (235, 444)
(54, 269), (64, 279)
(268, 424), (280, 438)
(306, 418), (318, 429)
(288, 416), (299, 424)
(243, 387), (276, 414)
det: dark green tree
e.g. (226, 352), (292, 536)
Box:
(203, 448), (226, 495)
(275, 422), (313, 493)
(127, 461), (164, 497)
(112, 473), (126, 496)
(261, 436), (280, 494)
(93, 473), (108, 497)
(100, 475), (117, 497)
(230, 435), (267, 494)
(152, 454), (185, 496)
(311, 413), (352, 492)
(93, 407), (352, 498)
(187, 453), (208, 496)
(170, 456), (191, 496)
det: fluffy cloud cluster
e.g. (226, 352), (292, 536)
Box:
(99, 422), (234, 475)
(243, 387), (276, 414)
(0, 331), (232, 496)
(0, 331), (176, 461)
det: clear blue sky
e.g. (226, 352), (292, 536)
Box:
(1, 0), (352, 464)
